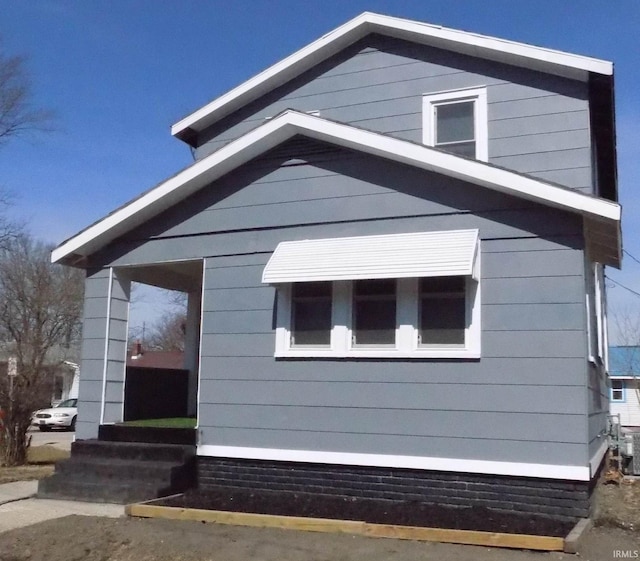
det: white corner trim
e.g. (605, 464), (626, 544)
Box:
(197, 444), (591, 481)
(171, 12), (612, 138)
(99, 268), (114, 425)
(52, 111), (620, 264)
(194, 259), (207, 437)
(589, 439), (609, 478)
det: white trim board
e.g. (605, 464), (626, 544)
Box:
(198, 444), (591, 481)
(171, 12), (612, 140)
(52, 111), (621, 267)
(589, 439), (608, 479)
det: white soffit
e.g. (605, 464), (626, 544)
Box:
(52, 111), (621, 266)
(171, 12), (613, 139)
(262, 229), (479, 284)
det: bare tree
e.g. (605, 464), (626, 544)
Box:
(0, 235), (84, 466)
(0, 190), (22, 251)
(147, 310), (187, 352)
(128, 287), (188, 351)
(0, 42), (53, 249)
(0, 45), (52, 145)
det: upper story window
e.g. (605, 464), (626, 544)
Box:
(611, 379), (625, 402)
(422, 87), (488, 161)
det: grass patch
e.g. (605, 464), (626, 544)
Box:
(0, 465), (55, 484)
(120, 417), (197, 429)
(27, 445), (70, 465)
(0, 445), (69, 484)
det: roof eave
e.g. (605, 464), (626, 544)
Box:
(171, 12), (613, 144)
(54, 111), (621, 268)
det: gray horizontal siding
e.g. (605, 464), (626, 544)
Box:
(199, 380), (583, 415)
(198, 406), (583, 444)
(77, 270), (109, 439)
(89, 142), (589, 469)
(97, 145), (585, 269)
(200, 356), (586, 386)
(195, 35), (592, 191)
(199, 331), (585, 359)
(200, 427), (583, 466)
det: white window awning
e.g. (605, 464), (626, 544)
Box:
(262, 229), (479, 284)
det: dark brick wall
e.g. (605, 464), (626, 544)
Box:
(197, 457), (594, 522)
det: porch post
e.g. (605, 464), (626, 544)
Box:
(184, 288), (202, 417)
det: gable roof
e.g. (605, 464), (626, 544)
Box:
(52, 110), (621, 268)
(171, 12), (614, 144)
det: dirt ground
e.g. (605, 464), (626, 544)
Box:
(0, 464), (638, 560)
(595, 479), (640, 531)
(0, 514), (638, 561)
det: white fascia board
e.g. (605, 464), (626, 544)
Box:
(51, 116), (296, 263)
(170, 13), (370, 139)
(198, 445), (591, 481)
(53, 111), (620, 264)
(171, 12), (613, 139)
(284, 112), (621, 224)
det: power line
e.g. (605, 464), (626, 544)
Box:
(606, 275), (640, 299)
(623, 249), (640, 266)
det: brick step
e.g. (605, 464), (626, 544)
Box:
(99, 424), (196, 445)
(55, 456), (193, 485)
(38, 474), (174, 504)
(71, 439), (195, 463)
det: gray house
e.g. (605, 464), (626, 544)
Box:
(53, 13), (621, 519)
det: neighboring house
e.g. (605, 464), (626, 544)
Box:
(0, 358), (79, 407)
(52, 13), (621, 521)
(127, 342), (184, 370)
(609, 346), (640, 427)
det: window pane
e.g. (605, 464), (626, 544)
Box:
(438, 141), (476, 158)
(292, 282), (332, 346)
(353, 279), (396, 346)
(611, 380), (624, 401)
(355, 279), (396, 296)
(420, 297), (465, 345)
(420, 277), (466, 346)
(293, 282), (332, 298)
(436, 102), (474, 144)
(421, 276), (465, 294)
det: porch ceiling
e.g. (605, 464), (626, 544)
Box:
(122, 261), (203, 292)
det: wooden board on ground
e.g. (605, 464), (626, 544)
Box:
(126, 502), (566, 551)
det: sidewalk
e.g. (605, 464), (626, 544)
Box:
(0, 480), (38, 505)
(0, 480), (124, 533)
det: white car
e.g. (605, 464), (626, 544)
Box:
(32, 398), (78, 432)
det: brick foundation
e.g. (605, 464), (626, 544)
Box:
(197, 457), (596, 522)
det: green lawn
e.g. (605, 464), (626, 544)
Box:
(120, 417), (197, 429)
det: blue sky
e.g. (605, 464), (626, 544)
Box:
(1, 1), (639, 338)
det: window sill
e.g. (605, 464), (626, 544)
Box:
(275, 349), (480, 359)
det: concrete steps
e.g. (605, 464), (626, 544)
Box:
(37, 430), (197, 504)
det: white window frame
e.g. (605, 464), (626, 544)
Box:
(422, 87), (488, 162)
(274, 262), (481, 360)
(586, 261), (607, 365)
(610, 379), (625, 402)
